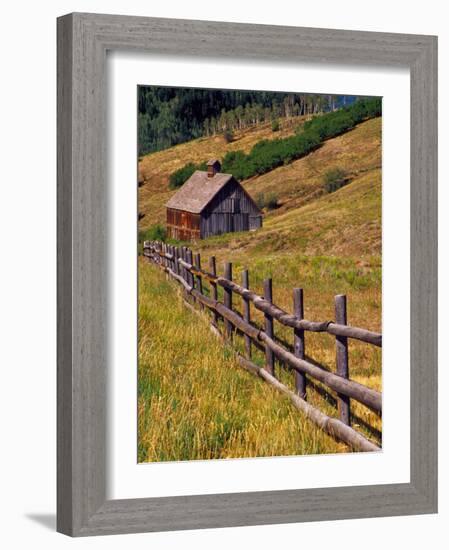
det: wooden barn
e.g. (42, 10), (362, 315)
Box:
(165, 159), (262, 241)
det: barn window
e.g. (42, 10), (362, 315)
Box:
(230, 198), (240, 213)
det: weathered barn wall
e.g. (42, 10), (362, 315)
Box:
(166, 173), (262, 241)
(249, 215), (263, 230)
(200, 178), (262, 238)
(166, 208), (200, 240)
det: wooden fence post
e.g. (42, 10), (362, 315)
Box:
(264, 278), (275, 376)
(170, 245), (175, 272)
(224, 262), (233, 339)
(293, 288), (307, 399)
(209, 256), (219, 327)
(180, 247), (186, 281)
(183, 247), (188, 283)
(173, 246), (179, 276)
(186, 249), (194, 289)
(194, 253), (204, 309)
(335, 294), (350, 425)
(177, 246), (182, 276)
(242, 269), (251, 358)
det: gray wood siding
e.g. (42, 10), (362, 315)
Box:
(249, 215), (262, 230)
(200, 178), (262, 238)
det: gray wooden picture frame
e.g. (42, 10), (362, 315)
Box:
(57, 12), (438, 537)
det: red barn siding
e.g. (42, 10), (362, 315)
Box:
(167, 208), (200, 241)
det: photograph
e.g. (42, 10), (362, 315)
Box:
(137, 86), (382, 462)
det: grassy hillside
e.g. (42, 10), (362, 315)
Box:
(138, 115), (307, 229)
(138, 114), (382, 461)
(139, 260), (350, 461)
(198, 166), (381, 261)
(244, 116), (381, 218)
(138, 116), (381, 233)
(138, 245), (381, 462)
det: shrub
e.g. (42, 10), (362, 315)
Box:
(169, 161), (207, 189)
(255, 192), (265, 209)
(222, 150), (253, 180)
(138, 224), (167, 255)
(255, 192), (278, 210)
(169, 163), (196, 189)
(304, 97), (381, 140)
(265, 192), (279, 210)
(223, 129), (234, 143)
(304, 110), (355, 140)
(323, 168), (348, 193)
(271, 119), (280, 132)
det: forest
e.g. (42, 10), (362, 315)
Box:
(138, 86), (357, 155)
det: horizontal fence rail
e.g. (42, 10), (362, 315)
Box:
(143, 240), (382, 453)
(171, 257), (381, 346)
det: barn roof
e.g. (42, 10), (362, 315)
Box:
(165, 170), (234, 214)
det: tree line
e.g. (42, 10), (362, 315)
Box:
(202, 94), (349, 137)
(169, 97), (381, 188)
(138, 86), (356, 156)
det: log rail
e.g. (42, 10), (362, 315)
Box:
(143, 240), (382, 453)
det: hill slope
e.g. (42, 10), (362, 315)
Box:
(139, 117), (381, 260)
(138, 117), (381, 240)
(138, 261), (349, 461)
(138, 115), (382, 460)
(138, 115), (307, 229)
(244, 116), (381, 218)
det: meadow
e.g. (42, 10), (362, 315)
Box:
(138, 115), (382, 462)
(138, 262), (348, 461)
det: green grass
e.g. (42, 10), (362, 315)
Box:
(138, 259), (381, 463)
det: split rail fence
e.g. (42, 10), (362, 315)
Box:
(143, 240), (382, 453)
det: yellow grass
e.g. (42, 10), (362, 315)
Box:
(138, 115), (382, 461)
(139, 261), (351, 462)
(244, 116), (381, 216)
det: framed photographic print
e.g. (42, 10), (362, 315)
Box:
(57, 13), (437, 536)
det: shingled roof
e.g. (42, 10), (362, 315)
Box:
(165, 170), (234, 214)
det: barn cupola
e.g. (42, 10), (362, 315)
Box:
(207, 159), (221, 178)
